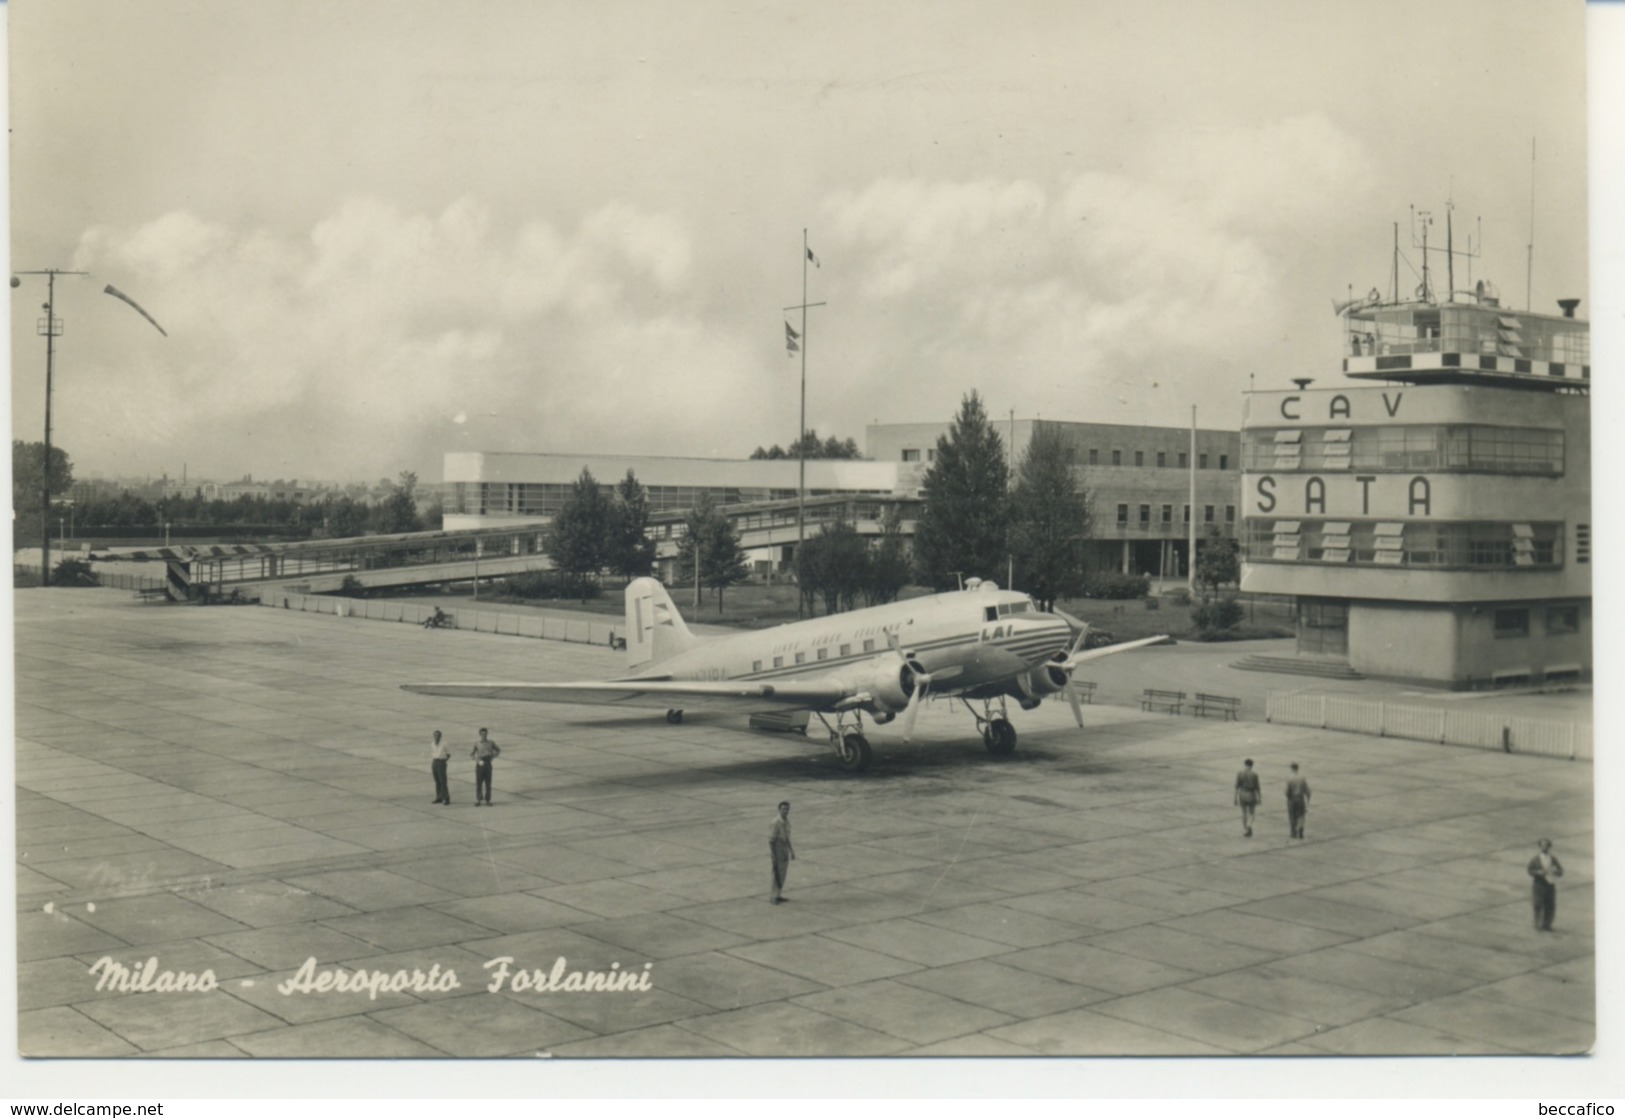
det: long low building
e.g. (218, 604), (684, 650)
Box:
(440, 451), (921, 530)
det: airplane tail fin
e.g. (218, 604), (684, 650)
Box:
(625, 577), (700, 668)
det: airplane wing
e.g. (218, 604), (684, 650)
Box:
(1062, 633), (1172, 669)
(400, 677), (853, 712)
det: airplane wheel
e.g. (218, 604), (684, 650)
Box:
(837, 733), (872, 773)
(666, 709), (684, 724)
(984, 718), (1017, 755)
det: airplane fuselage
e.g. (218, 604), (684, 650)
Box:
(631, 586), (1071, 700)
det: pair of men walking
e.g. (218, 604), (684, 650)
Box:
(1234, 758), (1311, 839)
(430, 727), (501, 805)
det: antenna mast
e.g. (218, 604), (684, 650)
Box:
(1526, 137), (1536, 311)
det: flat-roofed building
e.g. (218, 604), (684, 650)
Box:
(1240, 289), (1590, 687)
(867, 419), (1240, 578)
(441, 451), (920, 527)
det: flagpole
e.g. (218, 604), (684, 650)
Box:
(798, 228), (808, 617)
(784, 234), (824, 618)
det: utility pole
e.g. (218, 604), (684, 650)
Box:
(784, 229), (826, 617)
(13, 269), (166, 586)
(1188, 406), (1197, 594)
(14, 269), (85, 586)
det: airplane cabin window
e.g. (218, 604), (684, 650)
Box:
(816, 648), (827, 660)
(795, 652), (806, 664)
(839, 644), (851, 657)
(863, 639), (875, 652)
(752, 660), (762, 672)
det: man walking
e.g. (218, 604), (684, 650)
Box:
(472, 727), (501, 806)
(1527, 837), (1564, 931)
(1285, 762), (1311, 839)
(769, 800), (795, 904)
(430, 729), (452, 805)
(1234, 758), (1261, 837)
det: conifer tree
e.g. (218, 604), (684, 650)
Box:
(912, 391), (1010, 589)
(544, 467), (610, 599)
(607, 469), (657, 581)
(1009, 423), (1091, 611)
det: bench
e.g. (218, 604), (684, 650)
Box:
(1191, 692), (1241, 720)
(134, 587), (169, 602)
(1070, 680), (1097, 704)
(1141, 688), (1185, 714)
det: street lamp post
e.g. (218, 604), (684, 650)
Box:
(13, 269), (84, 586)
(13, 270), (167, 586)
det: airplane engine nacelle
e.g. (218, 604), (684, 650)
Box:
(1011, 653), (1070, 709)
(854, 656), (929, 714)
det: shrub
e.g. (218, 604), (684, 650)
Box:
(52, 558), (100, 587)
(339, 574), (366, 596)
(1082, 571), (1151, 600)
(1192, 596), (1244, 635)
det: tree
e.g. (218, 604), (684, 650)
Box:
(701, 509), (752, 613)
(322, 494), (371, 538)
(544, 467), (611, 599)
(372, 471), (423, 535)
(912, 391), (1010, 590)
(798, 517), (868, 615)
(864, 504), (912, 606)
(1194, 525), (1241, 600)
(749, 429), (864, 460)
(13, 438), (73, 542)
(1009, 424), (1091, 611)
(13, 440), (73, 514)
(606, 469), (657, 581)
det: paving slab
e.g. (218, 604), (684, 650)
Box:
(790, 978), (1015, 1045)
(11, 590), (1595, 1059)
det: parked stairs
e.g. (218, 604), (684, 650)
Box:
(1230, 654), (1364, 680)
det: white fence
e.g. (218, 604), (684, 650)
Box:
(1265, 693), (1591, 761)
(260, 592), (622, 648)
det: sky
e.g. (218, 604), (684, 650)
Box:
(7, 0), (1591, 485)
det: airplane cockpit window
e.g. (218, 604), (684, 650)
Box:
(995, 601), (1033, 617)
(984, 606), (999, 622)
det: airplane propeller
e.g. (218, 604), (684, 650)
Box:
(887, 631), (934, 743)
(1053, 607), (1092, 727)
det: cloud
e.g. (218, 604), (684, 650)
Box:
(62, 197), (755, 480)
(54, 114), (1380, 480)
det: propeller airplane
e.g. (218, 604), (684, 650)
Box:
(402, 576), (1169, 772)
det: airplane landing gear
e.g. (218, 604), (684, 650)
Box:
(962, 697), (1019, 756)
(815, 711), (873, 772)
(665, 709), (684, 724)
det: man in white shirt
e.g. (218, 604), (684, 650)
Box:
(430, 729), (452, 805)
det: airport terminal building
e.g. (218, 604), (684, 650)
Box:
(867, 419), (1241, 578)
(1239, 292), (1591, 687)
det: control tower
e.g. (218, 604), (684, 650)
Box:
(1239, 260), (1589, 688)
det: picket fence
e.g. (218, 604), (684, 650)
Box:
(1264, 692), (1591, 761)
(260, 592), (622, 648)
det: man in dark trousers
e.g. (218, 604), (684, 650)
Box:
(1527, 837), (1564, 931)
(430, 729), (452, 804)
(471, 727), (501, 806)
(769, 800), (795, 903)
(1285, 762), (1311, 839)
(1234, 758), (1261, 837)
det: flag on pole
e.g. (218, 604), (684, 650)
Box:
(806, 247), (820, 268)
(785, 321), (800, 355)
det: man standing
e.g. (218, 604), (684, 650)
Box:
(430, 729), (452, 805)
(769, 800), (795, 904)
(472, 727), (501, 806)
(1234, 758), (1261, 838)
(1285, 762), (1311, 839)
(1527, 837), (1564, 931)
